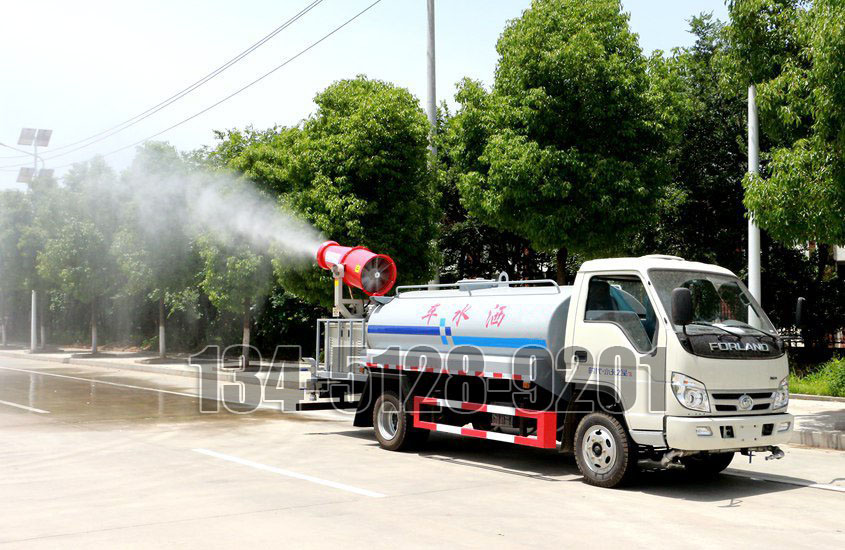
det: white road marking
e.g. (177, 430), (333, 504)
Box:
(0, 399), (49, 414)
(0, 366), (197, 398)
(193, 448), (385, 498)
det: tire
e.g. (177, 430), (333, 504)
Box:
(372, 391), (428, 451)
(681, 452), (734, 477)
(574, 412), (637, 488)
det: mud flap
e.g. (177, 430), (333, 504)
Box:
(353, 376), (373, 427)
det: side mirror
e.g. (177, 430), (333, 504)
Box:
(671, 288), (693, 326)
(795, 297), (807, 328)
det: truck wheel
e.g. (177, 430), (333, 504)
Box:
(574, 413), (637, 488)
(681, 452), (734, 477)
(372, 392), (427, 451)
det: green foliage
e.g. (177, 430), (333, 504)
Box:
(726, 0), (845, 246)
(36, 158), (122, 306)
(632, 14), (750, 272)
(790, 357), (845, 397)
(435, 104), (557, 282)
(0, 191), (32, 298)
(114, 142), (198, 306)
(448, 0), (665, 265)
(721, 0), (806, 87)
(227, 76), (438, 306)
(197, 234), (272, 317)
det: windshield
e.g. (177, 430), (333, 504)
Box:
(649, 269), (777, 336)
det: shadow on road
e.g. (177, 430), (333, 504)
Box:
(327, 428), (811, 502)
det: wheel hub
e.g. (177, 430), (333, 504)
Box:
(376, 401), (399, 440)
(581, 426), (617, 475)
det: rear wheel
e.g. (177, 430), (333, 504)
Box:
(682, 452), (734, 476)
(574, 412), (637, 488)
(372, 391), (428, 451)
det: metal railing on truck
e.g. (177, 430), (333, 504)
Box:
(314, 318), (367, 380)
(394, 277), (561, 297)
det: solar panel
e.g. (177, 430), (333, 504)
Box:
(35, 129), (52, 147)
(18, 128), (36, 146)
(16, 167), (34, 183)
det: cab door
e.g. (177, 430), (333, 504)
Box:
(569, 271), (664, 432)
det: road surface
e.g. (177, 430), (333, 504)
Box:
(0, 356), (843, 548)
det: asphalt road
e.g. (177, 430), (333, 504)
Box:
(1, 356), (843, 549)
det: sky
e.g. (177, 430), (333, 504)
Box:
(0, 0), (729, 190)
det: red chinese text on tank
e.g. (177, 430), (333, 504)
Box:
(485, 305), (506, 328)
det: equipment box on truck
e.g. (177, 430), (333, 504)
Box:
(305, 242), (793, 488)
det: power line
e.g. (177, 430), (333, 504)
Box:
(0, 0), (325, 166)
(41, 0), (385, 172)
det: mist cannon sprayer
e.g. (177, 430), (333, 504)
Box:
(316, 241), (397, 318)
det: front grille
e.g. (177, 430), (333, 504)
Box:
(715, 402), (771, 412)
(712, 392), (773, 399)
(710, 389), (775, 414)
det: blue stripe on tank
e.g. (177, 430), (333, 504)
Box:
(451, 336), (547, 349)
(367, 325), (441, 336)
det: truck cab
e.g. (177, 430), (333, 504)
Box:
(567, 255), (792, 484)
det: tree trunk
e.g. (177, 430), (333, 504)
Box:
(242, 299), (251, 369)
(158, 295), (166, 359)
(555, 247), (568, 285)
(91, 299), (98, 355)
(815, 244), (830, 284)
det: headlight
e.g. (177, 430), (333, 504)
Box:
(772, 376), (789, 410)
(671, 372), (710, 412)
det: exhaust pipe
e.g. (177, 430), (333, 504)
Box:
(765, 446), (784, 461)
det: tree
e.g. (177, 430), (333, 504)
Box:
(448, 0), (665, 283)
(197, 234), (272, 366)
(436, 105), (557, 282)
(37, 158), (122, 354)
(0, 191), (32, 346)
(632, 15), (750, 272)
(114, 142), (197, 358)
(721, 0), (845, 346)
(725, 0), (845, 247)
(230, 76), (439, 306)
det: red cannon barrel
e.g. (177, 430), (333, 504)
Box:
(316, 241), (397, 296)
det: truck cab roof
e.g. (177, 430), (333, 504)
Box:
(579, 255), (736, 278)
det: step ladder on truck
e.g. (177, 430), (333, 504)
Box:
(302, 241), (795, 488)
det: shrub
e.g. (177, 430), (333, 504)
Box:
(790, 357), (845, 398)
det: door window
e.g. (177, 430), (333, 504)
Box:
(584, 276), (657, 352)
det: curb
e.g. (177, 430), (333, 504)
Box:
(790, 429), (845, 450)
(792, 393), (845, 403)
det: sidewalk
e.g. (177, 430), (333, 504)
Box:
(789, 397), (845, 450)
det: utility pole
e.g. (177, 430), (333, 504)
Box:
(748, 85), (762, 325)
(31, 291), (37, 353)
(426, 0), (437, 156)
(426, 0), (440, 289)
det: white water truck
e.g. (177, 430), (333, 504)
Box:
(306, 241), (794, 488)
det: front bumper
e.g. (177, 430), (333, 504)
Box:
(665, 413), (793, 451)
